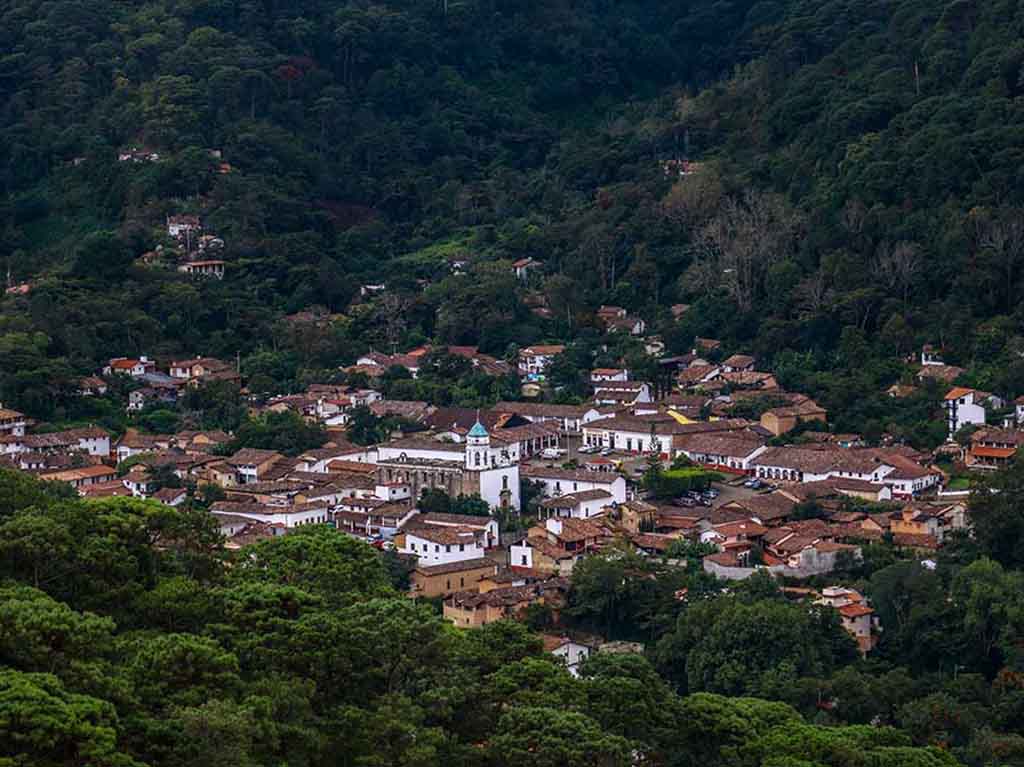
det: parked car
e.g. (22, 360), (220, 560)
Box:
(744, 478), (763, 489)
(600, 448), (613, 456)
(578, 445), (595, 454)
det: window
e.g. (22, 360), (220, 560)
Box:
(459, 543), (465, 551)
(410, 543), (416, 551)
(475, 452), (481, 467)
(521, 555), (528, 565)
(502, 476), (508, 490)
(460, 577), (465, 587)
(626, 439), (632, 451)
(445, 545), (451, 553)
(434, 545), (440, 553)
(446, 580), (451, 590)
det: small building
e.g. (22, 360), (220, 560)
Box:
(518, 345), (566, 378)
(178, 260), (225, 279)
(409, 558), (497, 599)
(760, 397), (827, 436)
(512, 257), (539, 280)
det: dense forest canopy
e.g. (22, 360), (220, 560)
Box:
(6, 466), (1024, 767)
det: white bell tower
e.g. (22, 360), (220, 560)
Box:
(465, 418), (491, 470)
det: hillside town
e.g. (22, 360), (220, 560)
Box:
(1, 335), (1006, 660)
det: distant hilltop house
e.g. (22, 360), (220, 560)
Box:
(518, 345), (565, 378)
(103, 356), (156, 378)
(167, 215), (201, 239)
(512, 257), (539, 280)
(661, 158), (704, 178)
(178, 260), (225, 279)
(118, 147), (160, 163)
(944, 387), (1003, 437)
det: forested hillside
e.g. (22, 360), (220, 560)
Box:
(2, 0), (1024, 424)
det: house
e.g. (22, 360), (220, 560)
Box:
(104, 357), (155, 378)
(522, 465), (627, 504)
(538, 489), (613, 520)
(816, 587), (879, 654)
(673, 433), (767, 473)
(760, 397), (827, 436)
(596, 306), (627, 323)
(0, 427), (110, 458)
(115, 431), (172, 463)
(694, 338), (722, 354)
(397, 525), (488, 565)
(0, 406), (27, 437)
(405, 512), (500, 548)
(210, 500), (331, 529)
(409, 558), (498, 599)
(443, 578), (568, 628)
(518, 345), (565, 378)
(227, 448), (283, 485)
(721, 354), (756, 373)
(750, 446), (894, 484)
(118, 147), (160, 162)
(178, 260), (225, 279)
(75, 377), (109, 397)
(169, 356), (238, 383)
(966, 427), (1024, 469)
(542, 635), (596, 677)
(152, 487), (188, 507)
(513, 257), (539, 280)
(581, 412), (681, 456)
(39, 464), (118, 491)
(493, 402), (589, 433)
(592, 382), (652, 406)
(944, 387), (1002, 437)
(605, 315), (646, 336)
(889, 501), (966, 542)
(920, 344), (944, 366)
(509, 517), (611, 574)
(167, 215), (201, 239)
(591, 368), (629, 383)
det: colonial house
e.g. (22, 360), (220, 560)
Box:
(721, 354), (756, 372)
(493, 402), (590, 433)
(409, 558), (498, 599)
(521, 465), (627, 505)
(967, 427), (1024, 470)
(590, 368), (629, 383)
(751, 447), (894, 485)
(443, 578), (568, 628)
(209, 499), (331, 529)
(167, 215), (201, 238)
(169, 356), (238, 384)
(38, 464), (118, 490)
(816, 587), (879, 654)
(517, 345), (565, 378)
(178, 260), (225, 279)
(0, 406), (27, 437)
(537, 489), (613, 520)
(510, 517), (611, 574)
(759, 397), (827, 436)
(226, 448), (284, 485)
(104, 356), (156, 378)
(404, 512), (500, 549)
(0, 427), (110, 458)
(592, 382), (652, 406)
(944, 387), (1003, 437)
(397, 524), (488, 565)
(542, 636), (596, 677)
(581, 412), (677, 456)
(673, 433), (767, 473)
(889, 501), (966, 542)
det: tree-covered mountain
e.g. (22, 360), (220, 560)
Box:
(2, 0), (1024, 428)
